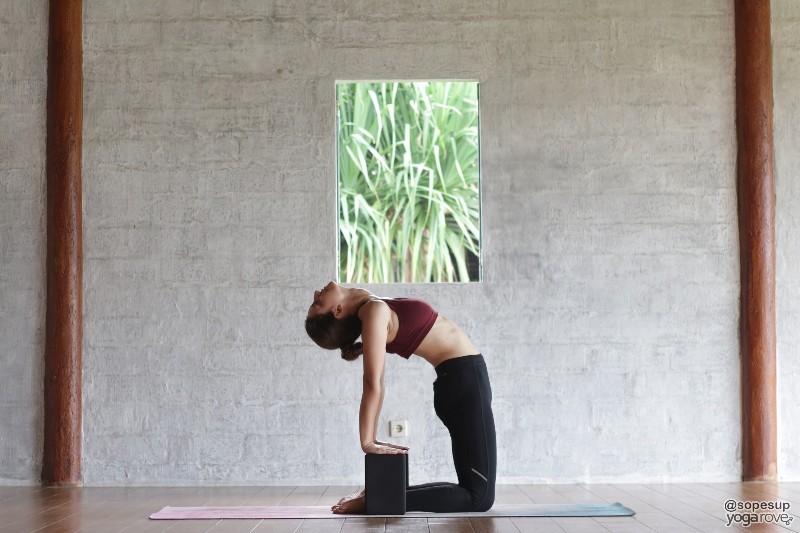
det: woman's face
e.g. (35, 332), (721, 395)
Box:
(307, 281), (342, 317)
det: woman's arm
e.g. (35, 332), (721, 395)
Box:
(357, 301), (406, 455)
(373, 383), (385, 443)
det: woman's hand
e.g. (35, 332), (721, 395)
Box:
(374, 440), (410, 452)
(361, 441), (408, 454)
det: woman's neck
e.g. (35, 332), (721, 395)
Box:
(344, 287), (375, 315)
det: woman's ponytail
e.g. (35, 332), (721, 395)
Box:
(340, 342), (364, 362)
(305, 312), (363, 358)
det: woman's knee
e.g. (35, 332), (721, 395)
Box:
(471, 487), (495, 512)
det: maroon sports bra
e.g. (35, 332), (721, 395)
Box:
(382, 298), (438, 359)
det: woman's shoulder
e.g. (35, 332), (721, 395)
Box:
(357, 298), (391, 320)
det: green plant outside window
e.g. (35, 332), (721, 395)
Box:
(336, 81), (481, 283)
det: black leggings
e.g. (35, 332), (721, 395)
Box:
(406, 354), (496, 512)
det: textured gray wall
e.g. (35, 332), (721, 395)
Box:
(0, 0), (47, 485)
(774, 0), (800, 482)
(1, 0), (798, 485)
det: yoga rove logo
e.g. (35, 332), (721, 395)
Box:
(724, 499), (793, 527)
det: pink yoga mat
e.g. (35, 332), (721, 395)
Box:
(150, 502), (635, 520)
(151, 506), (344, 520)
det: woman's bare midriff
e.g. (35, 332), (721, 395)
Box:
(411, 315), (479, 367)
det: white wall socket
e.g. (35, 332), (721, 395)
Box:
(389, 420), (408, 437)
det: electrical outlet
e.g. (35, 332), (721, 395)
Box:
(389, 420), (408, 437)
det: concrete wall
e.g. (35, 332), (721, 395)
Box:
(1, 0), (797, 485)
(0, 0), (47, 485)
(774, 0), (800, 482)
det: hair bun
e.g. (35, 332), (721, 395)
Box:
(341, 342), (364, 362)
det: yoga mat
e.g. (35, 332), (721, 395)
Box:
(150, 502), (635, 520)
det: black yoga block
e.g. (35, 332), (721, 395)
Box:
(364, 453), (408, 515)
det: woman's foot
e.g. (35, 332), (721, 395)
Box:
(331, 489), (366, 514)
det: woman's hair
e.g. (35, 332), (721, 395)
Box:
(305, 311), (363, 361)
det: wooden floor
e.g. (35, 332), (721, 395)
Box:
(1, 483), (799, 533)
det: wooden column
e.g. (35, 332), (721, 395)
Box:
(43, 0), (83, 486)
(734, 0), (777, 482)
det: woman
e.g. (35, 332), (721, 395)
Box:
(305, 281), (496, 514)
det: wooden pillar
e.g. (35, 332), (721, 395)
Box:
(734, 0), (777, 482)
(43, 0), (83, 486)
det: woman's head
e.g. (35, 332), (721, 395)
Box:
(305, 281), (363, 361)
(304, 312), (363, 361)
